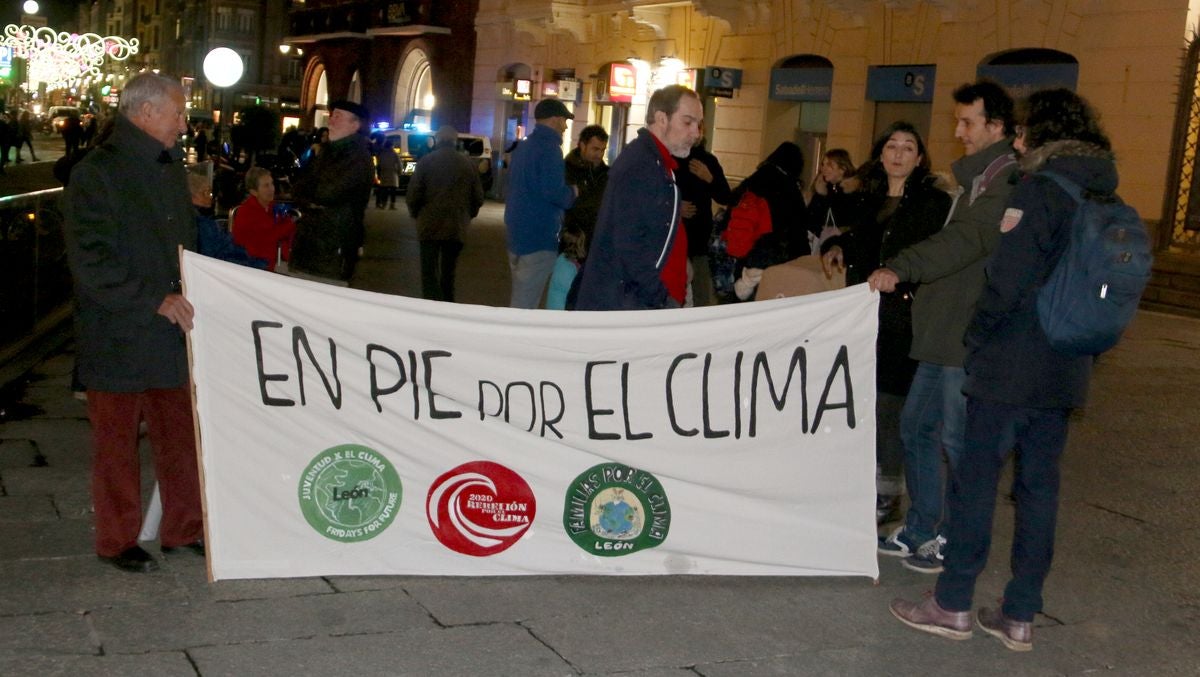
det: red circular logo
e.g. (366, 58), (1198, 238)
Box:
(426, 461), (536, 557)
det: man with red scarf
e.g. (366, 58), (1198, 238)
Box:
(574, 85), (702, 310)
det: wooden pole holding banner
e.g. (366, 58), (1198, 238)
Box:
(179, 245), (215, 583)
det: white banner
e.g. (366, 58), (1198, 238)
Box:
(182, 252), (880, 580)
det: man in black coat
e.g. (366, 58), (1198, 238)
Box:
(675, 132), (731, 306)
(62, 72), (204, 573)
(289, 100), (375, 283)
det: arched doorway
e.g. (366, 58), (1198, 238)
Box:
(765, 54), (834, 187)
(394, 47), (434, 130)
(594, 61), (635, 164)
(309, 67), (330, 129)
(496, 63), (532, 151)
(978, 48), (1079, 100)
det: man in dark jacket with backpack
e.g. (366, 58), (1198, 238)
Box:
(889, 89), (1121, 652)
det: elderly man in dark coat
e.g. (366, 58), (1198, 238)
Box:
(289, 100), (375, 283)
(406, 125), (485, 302)
(62, 72), (204, 573)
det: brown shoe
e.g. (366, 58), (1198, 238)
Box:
(977, 607), (1033, 652)
(889, 593), (973, 640)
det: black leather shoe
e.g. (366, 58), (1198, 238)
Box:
(100, 546), (159, 573)
(161, 539), (205, 557)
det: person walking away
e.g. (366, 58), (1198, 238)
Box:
(62, 114), (83, 157)
(376, 138), (400, 209)
(574, 85), (702, 311)
(406, 125), (485, 302)
(821, 121), (952, 542)
(676, 132), (732, 306)
(0, 113), (12, 174)
(866, 81), (1018, 567)
(289, 101), (374, 284)
(504, 98), (577, 308)
(194, 124), (208, 163)
(888, 88), (1116, 652)
(563, 124), (609, 254)
(61, 72), (205, 573)
(16, 110), (37, 162)
(232, 166), (297, 272)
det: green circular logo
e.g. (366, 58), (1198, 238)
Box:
(563, 463), (671, 557)
(298, 444), (402, 542)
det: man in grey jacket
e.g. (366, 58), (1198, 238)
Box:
(868, 80), (1018, 573)
(406, 125), (485, 302)
(63, 72), (204, 573)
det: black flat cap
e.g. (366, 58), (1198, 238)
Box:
(534, 98), (574, 120)
(329, 100), (370, 121)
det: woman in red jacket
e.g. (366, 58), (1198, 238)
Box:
(231, 167), (296, 272)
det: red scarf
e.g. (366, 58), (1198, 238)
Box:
(650, 134), (688, 305)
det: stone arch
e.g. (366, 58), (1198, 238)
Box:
(977, 48), (1080, 99)
(394, 44), (434, 129)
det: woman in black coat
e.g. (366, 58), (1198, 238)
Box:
(821, 121), (952, 521)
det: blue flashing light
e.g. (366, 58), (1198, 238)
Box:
(372, 121), (391, 130)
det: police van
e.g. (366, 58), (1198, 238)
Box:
(379, 127), (493, 193)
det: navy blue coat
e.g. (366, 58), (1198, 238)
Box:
(963, 141), (1112, 409)
(574, 129), (681, 310)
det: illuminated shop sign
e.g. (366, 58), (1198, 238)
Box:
(514, 78), (532, 101)
(608, 63), (637, 102)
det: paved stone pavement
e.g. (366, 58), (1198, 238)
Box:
(0, 202), (1198, 675)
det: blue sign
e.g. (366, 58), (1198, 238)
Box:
(703, 67), (742, 90)
(0, 46), (11, 69)
(866, 65), (937, 102)
(977, 63), (1079, 98)
(770, 68), (833, 102)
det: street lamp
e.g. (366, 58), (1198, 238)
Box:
(203, 47), (243, 148)
(22, 1), (37, 15)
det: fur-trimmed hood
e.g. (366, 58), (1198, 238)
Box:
(1018, 139), (1118, 195)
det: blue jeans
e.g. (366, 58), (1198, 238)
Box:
(899, 362), (966, 543)
(935, 398), (1070, 621)
(508, 250), (557, 309)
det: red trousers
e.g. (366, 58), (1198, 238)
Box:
(87, 387), (204, 556)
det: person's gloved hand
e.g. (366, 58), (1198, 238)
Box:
(734, 267), (764, 300)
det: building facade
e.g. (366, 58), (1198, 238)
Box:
(285, 0), (479, 133)
(71, 0), (301, 130)
(471, 0), (1188, 228)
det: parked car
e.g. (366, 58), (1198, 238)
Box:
(46, 106), (81, 133)
(380, 128), (493, 193)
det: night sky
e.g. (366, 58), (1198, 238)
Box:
(1, 1), (77, 31)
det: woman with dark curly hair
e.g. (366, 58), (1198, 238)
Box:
(889, 89), (1117, 652)
(820, 121), (952, 526)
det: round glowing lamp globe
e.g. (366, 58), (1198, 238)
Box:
(23, 1), (38, 15)
(203, 48), (244, 88)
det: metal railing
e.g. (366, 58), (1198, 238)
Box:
(0, 188), (72, 356)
